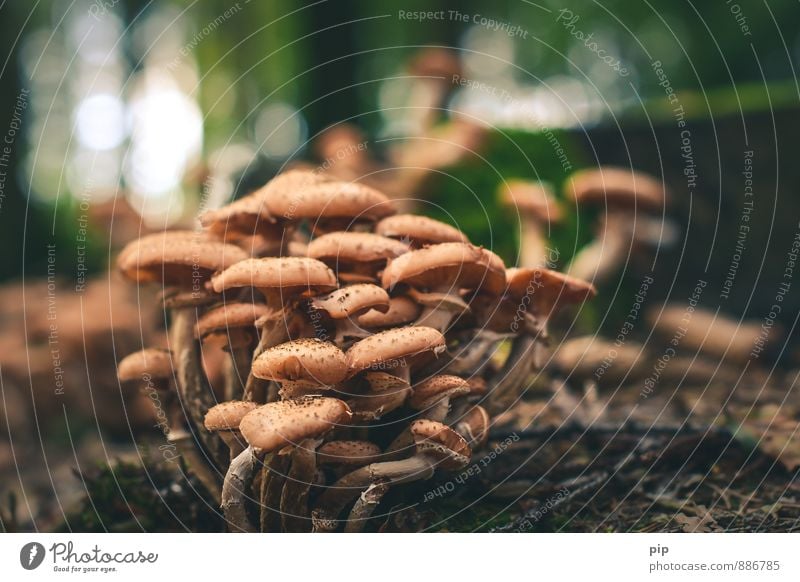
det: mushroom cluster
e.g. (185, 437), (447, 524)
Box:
(115, 168), (596, 532)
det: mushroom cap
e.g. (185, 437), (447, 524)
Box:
(362, 371), (412, 393)
(239, 396), (352, 453)
(358, 296), (421, 329)
(346, 326), (446, 375)
(204, 400), (258, 432)
(375, 214), (468, 247)
(465, 376), (488, 397)
(210, 257), (337, 297)
(266, 180), (394, 223)
(317, 440), (382, 465)
(308, 284), (390, 320)
(159, 287), (220, 309)
(498, 180), (563, 224)
(118, 231), (248, 287)
(196, 302), (272, 339)
(506, 267), (596, 316)
(566, 167), (666, 212)
(381, 243), (506, 296)
(252, 338), (348, 386)
(410, 419), (471, 470)
(307, 232), (409, 265)
(117, 348), (173, 383)
(409, 374), (471, 409)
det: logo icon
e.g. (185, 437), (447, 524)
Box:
(20, 542), (46, 570)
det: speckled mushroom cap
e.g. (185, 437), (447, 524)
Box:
(308, 284), (390, 320)
(566, 167), (666, 212)
(358, 296), (421, 329)
(317, 440), (382, 465)
(117, 348), (173, 383)
(346, 326), (446, 375)
(409, 375), (471, 409)
(410, 419), (471, 470)
(204, 400), (258, 432)
(265, 180), (395, 223)
(117, 231), (248, 287)
(363, 371), (411, 393)
(252, 338), (348, 386)
(375, 214), (468, 247)
(210, 257), (337, 299)
(498, 180), (563, 223)
(381, 242), (506, 296)
(239, 396), (352, 453)
(196, 302), (272, 338)
(506, 267), (596, 316)
(307, 232), (409, 279)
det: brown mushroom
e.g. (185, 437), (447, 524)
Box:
(565, 167), (669, 285)
(375, 214), (468, 248)
(307, 231), (409, 283)
(409, 374), (471, 422)
(357, 295), (422, 330)
(381, 242), (506, 332)
(204, 400), (258, 461)
(306, 283), (390, 345)
(498, 180), (563, 267)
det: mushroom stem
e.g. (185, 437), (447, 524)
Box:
(244, 312), (291, 402)
(312, 456), (436, 532)
(221, 446), (257, 532)
(225, 345), (252, 401)
(169, 430), (222, 504)
(566, 217), (630, 285)
(520, 218), (550, 268)
(421, 398), (450, 423)
(446, 330), (512, 376)
(259, 453), (289, 532)
(172, 307), (228, 473)
(343, 481), (390, 533)
(486, 334), (537, 413)
(279, 438), (321, 532)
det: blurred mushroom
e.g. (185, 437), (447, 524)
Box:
(565, 167), (670, 285)
(498, 180), (563, 268)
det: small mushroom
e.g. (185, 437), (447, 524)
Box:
(306, 283), (390, 345)
(552, 336), (650, 387)
(317, 440), (382, 467)
(312, 419), (470, 532)
(307, 231), (409, 283)
(381, 242), (507, 332)
(197, 302), (271, 400)
(204, 400), (258, 461)
(565, 167), (668, 285)
(346, 326), (446, 384)
(252, 338), (349, 394)
(488, 267), (596, 410)
(451, 405), (490, 449)
(409, 374), (471, 422)
(498, 180), (563, 267)
(375, 214), (468, 248)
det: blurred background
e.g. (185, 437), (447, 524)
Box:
(1, 0), (799, 531)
